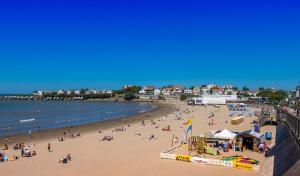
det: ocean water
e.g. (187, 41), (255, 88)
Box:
(0, 100), (156, 136)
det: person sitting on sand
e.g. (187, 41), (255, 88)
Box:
(0, 153), (4, 162)
(100, 136), (114, 141)
(23, 148), (32, 157)
(115, 127), (126, 132)
(3, 144), (9, 150)
(67, 154), (71, 161)
(58, 155), (71, 164)
(58, 137), (64, 142)
(151, 120), (156, 125)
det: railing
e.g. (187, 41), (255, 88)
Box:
(277, 109), (300, 143)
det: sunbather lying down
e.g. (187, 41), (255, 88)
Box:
(135, 133), (142, 136)
(100, 136), (114, 141)
(114, 126), (126, 132)
(162, 125), (171, 131)
(149, 134), (157, 140)
(58, 154), (71, 164)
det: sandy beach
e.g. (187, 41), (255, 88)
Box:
(0, 101), (276, 176)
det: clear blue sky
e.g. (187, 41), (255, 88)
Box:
(1, 0), (300, 93)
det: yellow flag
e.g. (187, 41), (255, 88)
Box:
(183, 119), (192, 126)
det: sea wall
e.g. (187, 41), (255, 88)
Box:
(271, 112), (300, 176)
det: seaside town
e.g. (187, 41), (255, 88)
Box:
(1, 83), (300, 176)
(1, 0), (300, 176)
(1, 84), (299, 105)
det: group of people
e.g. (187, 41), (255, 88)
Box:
(215, 140), (232, 153)
(100, 136), (114, 141)
(21, 147), (36, 157)
(58, 154), (72, 164)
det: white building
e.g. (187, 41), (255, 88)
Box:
(201, 88), (210, 95)
(74, 90), (81, 95)
(192, 87), (201, 96)
(161, 88), (172, 95)
(192, 95), (238, 105)
(296, 86), (300, 98)
(33, 91), (44, 96)
(206, 84), (216, 89)
(184, 89), (193, 96)
(139, 89), (146, 95)
(102, 90), (113, 94)
(57, 90), (65, 95)
(154, 89), (161, 95)
(224, 88), (237, 95)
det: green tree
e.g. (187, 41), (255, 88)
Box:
(259, 87), (265, 91)
(232, 87), (239, 91)
(80, 89), (86, 95)
(124, 93), (136, 101)
(180, 94), (187, 101)
(242, 86), (249, 91)
(257, 89), (287, 104)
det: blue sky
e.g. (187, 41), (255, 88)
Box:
(0, 0), (300, 93)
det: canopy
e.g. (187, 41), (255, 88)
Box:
(214, 129), (237, 140)
(236, 130), (263, 139)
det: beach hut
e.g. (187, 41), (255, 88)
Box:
(235, 130), (263, 152)
(214, 129), (237, 140)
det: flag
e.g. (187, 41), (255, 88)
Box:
(183, 119), (192, 126)
(183, 119), (193, 142)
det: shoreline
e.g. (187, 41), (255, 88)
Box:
(0, 102), (177, 146)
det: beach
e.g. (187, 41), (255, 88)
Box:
(0, 101), (276, 176)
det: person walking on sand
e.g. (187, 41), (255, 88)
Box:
(48, 143), (51, 152)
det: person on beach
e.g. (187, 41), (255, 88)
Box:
(48, 143), (51, 152)
(28, 129), (32, 137)
(21, 147), (25, 157)
(58, 154), (72, 164)
(5, 137), (10, 143)
(67, 154), (71, 161)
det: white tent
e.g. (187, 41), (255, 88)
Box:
(214, 129), (237, 140)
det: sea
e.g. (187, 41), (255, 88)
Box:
(0, 100), (156, 137)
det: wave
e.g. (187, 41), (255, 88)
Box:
(19, 118), (36, 123)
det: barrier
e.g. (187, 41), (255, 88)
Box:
(160, 153), (177, 160)
(160, 152), (260, 171)
(233, 161), (253, 171)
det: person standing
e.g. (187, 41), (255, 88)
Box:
(48, 143), (51, 152)
(28, 129), (32, 137)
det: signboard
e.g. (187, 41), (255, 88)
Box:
(176, 155), (191, 162)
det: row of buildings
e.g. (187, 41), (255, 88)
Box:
(33, 89), (113, 96)
(32, 84), (263, 100)
(137, 84), (241, 96)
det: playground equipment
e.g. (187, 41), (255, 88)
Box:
(160, 135), (260, 172)
(188, 136), (219, 156)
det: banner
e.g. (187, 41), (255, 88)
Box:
(233, 161), (254, 171)
(176, 155), (191, 162)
